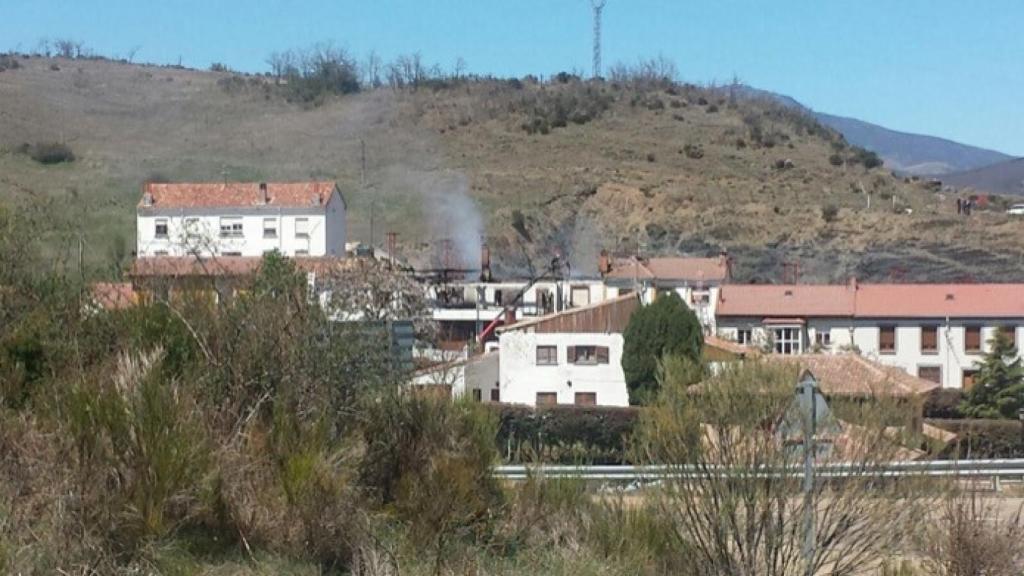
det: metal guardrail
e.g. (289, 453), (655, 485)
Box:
(494, 459), (1024, 483)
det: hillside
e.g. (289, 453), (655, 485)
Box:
(4, 55), (1024, 282)
(940, 158), (1024, 196)
(814, 112), (1014, 176)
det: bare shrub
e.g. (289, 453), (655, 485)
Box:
(917, 490), (1024, 576)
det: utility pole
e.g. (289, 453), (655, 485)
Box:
(590, 0), (607, 79)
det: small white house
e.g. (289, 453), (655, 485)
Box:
(136, 181), (346, 258)
(496, 293), (640, 407)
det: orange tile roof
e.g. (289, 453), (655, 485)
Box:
(703, 335), (758, 357)
(718, 283), (1024, 319)
(604, 256), (729, 283)
(855, 284), (1024, 318)
(717, 284), (855, 317)
(90, 282), (138, 310)
(138, 181), (338, 209)
(769, 354), (939, 398)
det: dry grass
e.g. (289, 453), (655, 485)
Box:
(3, 57), (1024, 281)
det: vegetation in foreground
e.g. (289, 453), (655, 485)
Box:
(3, 206), (1024, 575)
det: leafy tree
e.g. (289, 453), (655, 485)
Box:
(621, 291), (703, 404)
(961, 330), (1024, 419)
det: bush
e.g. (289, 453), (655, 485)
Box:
(622, 292), (703, 404)
(923, 388), (965, 419)
(493, 404), (639, 464)
(829, 153), (844, 166)
(929, 419), (1024, 458)
(0, 54), (20, 72)
(24, 142), (75, 164)
(821, 204), (839, 223)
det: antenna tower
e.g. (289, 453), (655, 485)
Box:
(590, 0), (607, 79)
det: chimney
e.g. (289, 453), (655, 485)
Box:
(719, 250), (732, 280)
(598, 250), (611, 275)
(310, 193), (321, 206)
(258, 182), (268, 204)
(848, 276), (858, 291)
(479, 243), (492, 282)
(142, 191), (154, 207)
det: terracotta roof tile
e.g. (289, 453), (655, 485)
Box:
(138, 181), (338, 209)
(769, 354), (939, 398)
(717, 285), (855, 317)
(90, 282), (138, 310)
(718, 283), (1024, 319)
(127, 256), (354, 278)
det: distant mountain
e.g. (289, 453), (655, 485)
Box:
(813, 113), (1014, 176)
(733, 85), (1013, 177)
(940, 158), (1024, 196)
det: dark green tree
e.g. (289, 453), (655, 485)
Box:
(621, 291), (703, 404)
(961, 330), (1024, 419)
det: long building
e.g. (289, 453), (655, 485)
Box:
(715, 279), (1024, 389)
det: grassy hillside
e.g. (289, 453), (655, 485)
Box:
(3, 54), (1024, 282)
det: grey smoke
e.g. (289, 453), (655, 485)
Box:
(419, 170), (483, 269)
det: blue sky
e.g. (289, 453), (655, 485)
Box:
(4, 0), (1022, 155)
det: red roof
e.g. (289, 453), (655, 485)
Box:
(90, 282), (138, 310)
(604, 256), (729, 284)
(855, 284), (1024, 318)
(770, 354), (939, 398)
(138, 181), (338, 209)
(718, 283), (1024, 319)
(717, 285), (855, 317)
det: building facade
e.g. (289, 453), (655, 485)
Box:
(496, 294), (639, 407)
(136, 181), (346, 258)
(715, 281), (1024, 389)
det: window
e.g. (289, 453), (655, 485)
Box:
(535, 288), (554, 315)
(154, 250), (168, 256)
(737, 329), (753, 345)
(571, 286), (590, 307)
(295, 249), (309, 257)
(921, 326), (939, 354)
(918, 366), (942, 384)
(568, 345), (609, 365)
(294, 217), (311, 238)
(154, 218), (168, 238)
(490, 389), (500, 402)
(574, 392), (597, 406)
(965, 326), (982, 353)
(222, 251), (242, 257)
(815, 331), (832, 348)
(263, 218), (278, 238)
(536, 345), (558, 366)
(471, 389), (482, 402)
(962, 369), (979, 391)
(219, 217), (243, 238)
(879, 326), (896, 354)
(772, 327), (802, 355)
(494, 289), (503, 306)
(536, 392), (557, 406)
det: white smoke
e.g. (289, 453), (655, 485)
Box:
(419, 171), (483, 270)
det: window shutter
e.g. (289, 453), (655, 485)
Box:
(567, 346), (576, 364)
(596, 346), (609, 364)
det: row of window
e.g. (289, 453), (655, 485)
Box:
(153, 217), (312, 240)
(738, 326), (1018, 356)
(467, 390), (599, 406)
(536, 345), (610, 366)
(915, 365), (982, 389)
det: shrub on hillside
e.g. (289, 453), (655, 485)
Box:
(0, 54), (20, 72)
(23, 142), (75, 164)
(821, 204), (839, 223)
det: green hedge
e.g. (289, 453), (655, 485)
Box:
(491, 404), (639, 464)
(928, 418), (1024, 459)
(923, 389), (965, 419)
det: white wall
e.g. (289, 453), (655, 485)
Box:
(498, 331), (629, 407)
(137, 194), (344, 258)
(717, 316), (1022, 389)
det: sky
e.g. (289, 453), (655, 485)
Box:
(3, 0), (1022, 155)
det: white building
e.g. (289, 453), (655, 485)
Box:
(715, 280), (1024, 390)
(495, 294), (640, 407)
(136, 181), (346, 258)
